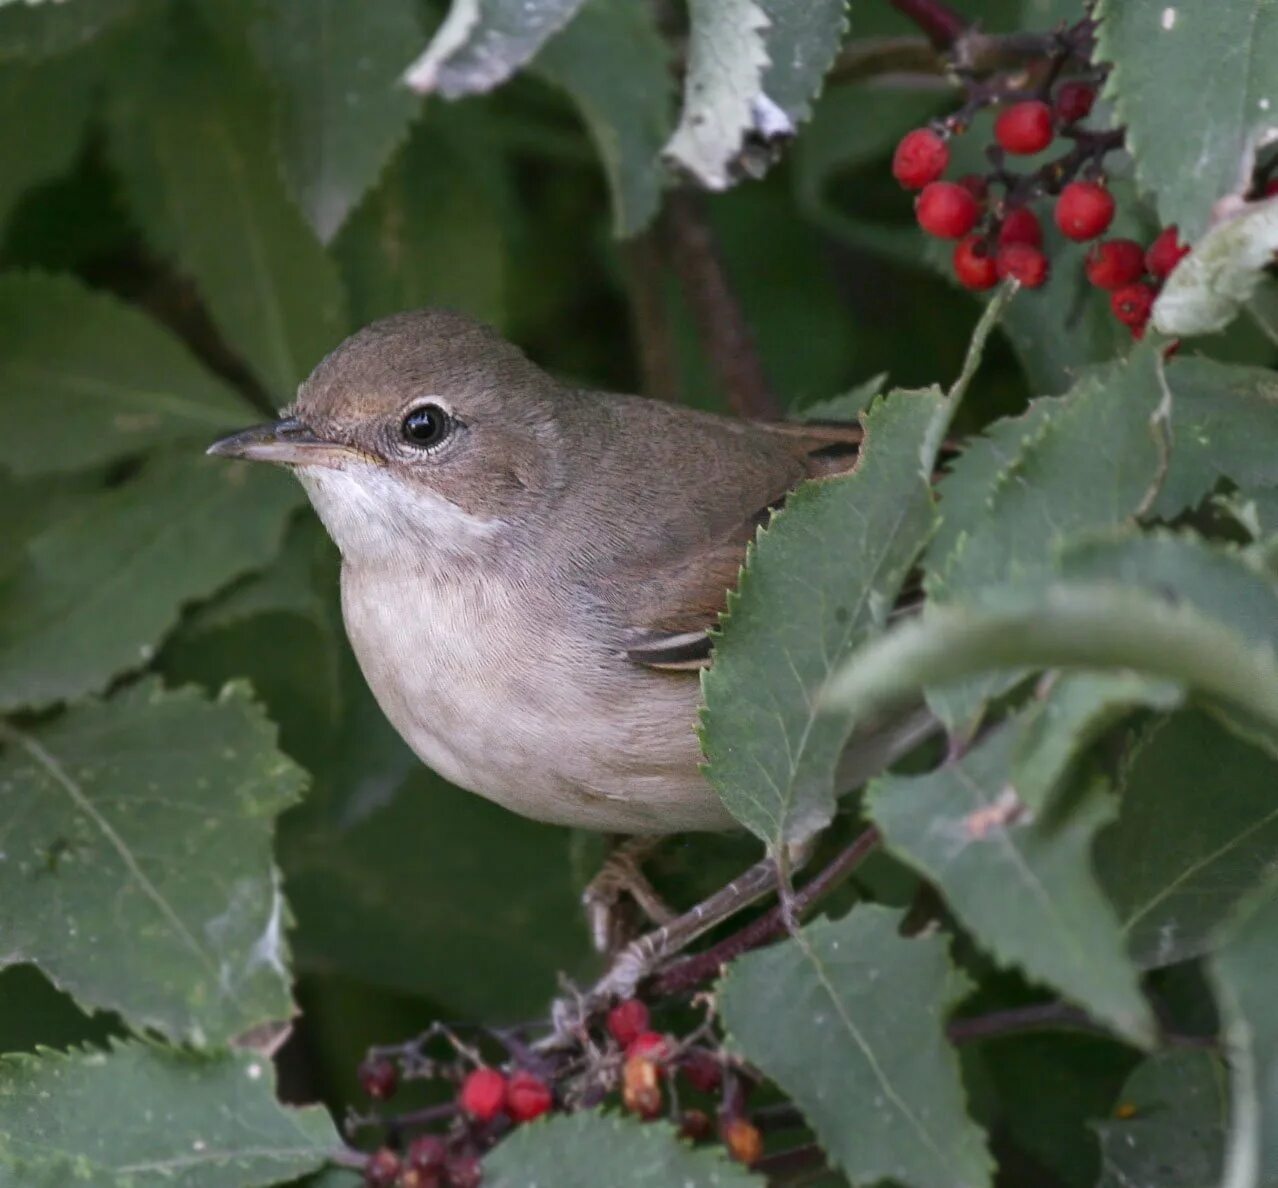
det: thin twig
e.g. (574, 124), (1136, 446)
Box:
(888, 0), (969, 50)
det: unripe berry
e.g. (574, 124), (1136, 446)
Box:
(446, 1155), (482, 1188)
(1085, 239), (1146, 289)
(606, 999), (650, 1048)
(680, 1048), (723, 1094)
(957, 173), (989, 201)
(1055, 181), (1115, 240)
(1053, 81), (1096, 124)
(407, 1135), (448, 1173)
(998, 206), (1043, 248)
(507, 1071), (554, 1123)
(916, 181), (979, 239)
(363, 1148), (402, 1188)
(679, 1108), (714, 1142)
(953, 235), (999, 291)
(996, 242), (1050, 288)
(401, 1169), (441, 1188)
(1146, 226), (1189, 278)
(357, 1057), (398, 1101)
(994, 100), (1054, 155)
(892, 128), (949, 189)
(721, 1117), (765, 1166)
(622, 1054), (663, 1119)
(1111, 282), (1156, 327)
(459, 1067), (508, 1121)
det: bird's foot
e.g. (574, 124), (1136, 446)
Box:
(581, 836), (676, 955)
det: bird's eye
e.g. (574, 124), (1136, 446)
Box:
(401, 403), (451, 448)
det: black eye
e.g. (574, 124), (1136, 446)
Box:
(401, 403), (450, 448)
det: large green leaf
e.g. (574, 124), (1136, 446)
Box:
(0, 273), (253, 477)
(1097, 712), (1278, 970)
(483, 1112), (762, 1187)
(1096, 0), (1278, 240)
(532, 0), (672, 236)
(0, 1040), (338, 1186)
(403, 0), (587, 97)
(0, 681), (304, 1045)
(0, 0), (133, 62)
(249, 0), (422, 242)
(1211, 871), (1278, 1188)
(0, 453), (302, 712)
(719, 906), (993, 1188)
(332, 117), (507, 325)
(1091, 1050), (1228, 1188)
(105, 6), (347, 402)
(869, 723), (1155, 1046)
(700, 388), (941, 849)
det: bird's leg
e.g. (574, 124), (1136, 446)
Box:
(581, 835), (677, 955)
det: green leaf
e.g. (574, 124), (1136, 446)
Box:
(482, 1112), (762, 1187)
(532, 0), (673, 236)
(249, 0), (422, 242)
(719, 905), (993, 1188)
(0, 681), (304, 1045)
(333, 116), (506, 326)
(403, 0), (587, 98)
(701, 388), (941, 848)
(0, 0), (133, 62)
(664, 0), (847, 189)
(869, 723), (1156, 1046)
(0, 453), (302, 712)
(106, 6), (347, 402)
(796, 372), (887, 422)
(1095, 0), (1278, 240)
(1154, 197), (1278, 337)
(0, 273), (254, 477)
(1096, 711), (1278, 970)
(0, 51), (93, 229)
(1092, 1050), (1228, 1188)
(0, 1040), (338, 1186)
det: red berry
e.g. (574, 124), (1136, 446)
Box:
(957, 173), (989, 201)
(407, 1135), (448, 1172)
(892, 128), (949, 189)
(994, 100), (1054, 155)
(606, 999), (650, 1048)
(1146, 226), (1190, 278)
(998, 206), (1043, 248)
(363, 1148), (401, 1188)
(1055, 181), (1115, 240)
(446, 1155), (483, 1188)
(1085, 239), (1146, 289)
(358, 1057), (398, 1101)
(953, 235), (999, 290)
(459, 1067), (508, 1121)
(996, 242), (1050, 288)
(680, 1048), (723, 1093)
(916, 181), (980, 239)
(507, 1071), (554, 1123)
(1111, 282), (1156, 328)
(626, 1031), (669, 1063)
(1054, 81), (1096, 124)
(1264, 179), (1278, 198)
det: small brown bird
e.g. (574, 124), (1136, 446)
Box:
(209, 310), (889, 843)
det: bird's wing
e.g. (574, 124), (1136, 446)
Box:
(620, 420), (864, 672)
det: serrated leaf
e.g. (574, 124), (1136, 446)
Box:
(0, 273), (254, 477)
(1212, 871), (1278, 1188)
(403, 0), (587, 98)
(531, 0), (672, 236)
(482, 1111), (761, 1187)
(333, 116), (506, 326)
(0, 0), (133, 62)
(105, 6), (347, 402)
(719, 905), (993, 1188)
(249, 0), (422, 243)
(0, 453), (302, 711)
(1095, 711), (1278, 970)
(869, 723), (1156, 1046)
(701, 388), (941, 848)
(1154, 197), (1278, 336)
(796, 372), (886, 422)
(0, 681), (305, 1045)
(0, 1040), (337, 1186)
(758, 0), (847, 126)
(1096, 0), (1278, 240)
(0, 50), (93, 228)
(1091, 1050), (1228, 1188)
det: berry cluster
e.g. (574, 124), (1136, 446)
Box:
(352, 997), (770, 1186)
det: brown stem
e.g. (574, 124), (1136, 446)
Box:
(649, 828), (881, 996)
(888, 0), (969, 51)
(622, 228), (681, 403)
(663, 190), (781, 420)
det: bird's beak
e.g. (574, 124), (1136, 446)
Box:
(206, 418), (353, 468)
